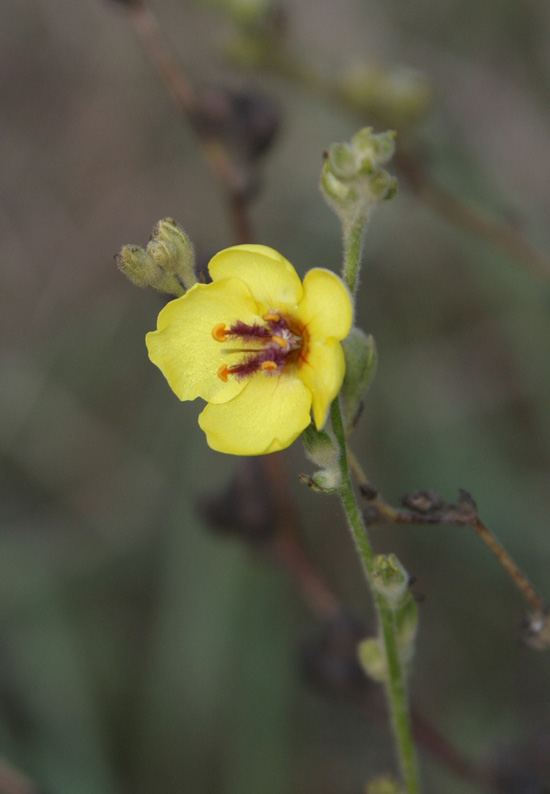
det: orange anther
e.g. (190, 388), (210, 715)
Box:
(271, 335), (288, 349)
(262, 312), (280, 323)
(212, 323), (228, 342)
(217, 363), (229, 382)
(261, 361), (278, 371)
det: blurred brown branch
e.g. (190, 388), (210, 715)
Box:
(122, 0), (255, 242)
(397, 150), (550, 282)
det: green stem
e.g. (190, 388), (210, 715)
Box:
(377, 594), (421, 794)
(330, 400), (421, 794)
(343, 214), (369, 295)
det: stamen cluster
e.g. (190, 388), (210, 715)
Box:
(213, 312), (303, 382)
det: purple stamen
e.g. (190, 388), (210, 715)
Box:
(216, 312), (303, 383)
(227, 321), (271, 341)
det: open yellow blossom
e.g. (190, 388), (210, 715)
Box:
(146, 244), (353, 455)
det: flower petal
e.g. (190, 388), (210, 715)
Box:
(208, 245), (303, 314)
(297, 268), (353, 342)
(298, 338), (346, 428)
(146, 278), (260, 404)
(198, 372), (312, 455)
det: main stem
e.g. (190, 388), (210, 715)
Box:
(331, 400), (420, 794)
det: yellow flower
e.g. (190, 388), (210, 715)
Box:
(146, 245), (353, 455)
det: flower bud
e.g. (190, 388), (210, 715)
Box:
(341, 329), (377, 432)
(310, 467), (342, 492)
(372, 555), (419, 666)
(372, 554), (410, 608)
(320, 168), (357, 206)
(300, 424), (341, 492)
(327, 142), (357, 180)
(302, 424), (338, 468)
(116, 218), (196, 296)
(117, 245), (158, 289)
(352, 126), (396, 166)
(298, 468), (341, 493)
(357, 637), (386, 682)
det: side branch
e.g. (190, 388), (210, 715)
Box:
(348, 449), (548, 620)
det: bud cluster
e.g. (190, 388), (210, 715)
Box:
(116, 218), (196, 296)
(320, 127), (397, 227)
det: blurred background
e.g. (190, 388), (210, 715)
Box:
(2, 0), (550, 792)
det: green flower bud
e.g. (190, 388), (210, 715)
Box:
(327, 142), (357, 180)
(357, 637), (387, 682)
(302, 424), (338, 468)
(117, 246), (159, 289)
(147, 240), (179, 272)
(151, 218), (196, 290)
(117, 218), (196, 297)
(301, 424), (341, 493)
(372, 554), (409, 608)
(298, 470), (340, 493)
(310, 467), (342, 492)
(341, 329), (377, 432)
(370, 171), (398, 201)
(320, 165), (357, 206)
(352, 127), (396, 165)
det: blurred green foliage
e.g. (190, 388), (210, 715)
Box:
(2, 0), (550, 792)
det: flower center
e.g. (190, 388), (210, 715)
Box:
(212, 312), (303, 382)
